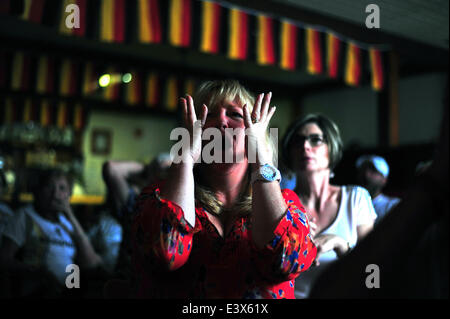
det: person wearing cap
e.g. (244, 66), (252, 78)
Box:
(356, 155), (401, 223)
(281, 113), (377, 298)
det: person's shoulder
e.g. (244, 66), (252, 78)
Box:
(343, 185), (371, 196)
(341, 185), (373, 204)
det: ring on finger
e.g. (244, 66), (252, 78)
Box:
(251, 113), (260, 124)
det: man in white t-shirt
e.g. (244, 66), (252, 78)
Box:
(356, 155), (401, 223)
(0, 169), (103, 297)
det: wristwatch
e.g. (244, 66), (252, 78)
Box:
(251, 164), (282, 184)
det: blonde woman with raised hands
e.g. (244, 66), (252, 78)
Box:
(131, 80), (316, 299)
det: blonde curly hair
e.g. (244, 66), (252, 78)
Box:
(192, 80), (277, 216)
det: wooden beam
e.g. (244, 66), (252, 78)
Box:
(388, 52), (399, 147)
(377, 51), (399, 147)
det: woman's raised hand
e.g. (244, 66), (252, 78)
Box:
(180, 95), (208, 165)
(243, 92), (277, 167)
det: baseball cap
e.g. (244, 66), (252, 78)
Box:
(356, 155), (390, 178)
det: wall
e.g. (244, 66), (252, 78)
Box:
(301, 85), (379, 148)
(300, 72), (447, 148)
(398, 72), (447, 145)
(82, 110), (178, 195)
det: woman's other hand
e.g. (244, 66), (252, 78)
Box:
(243, 92), (276, 167)
(312, 233), (349, 266)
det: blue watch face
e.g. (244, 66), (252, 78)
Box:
(261, 165), (276, 181)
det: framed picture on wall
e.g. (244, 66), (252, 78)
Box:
(91, 128), (112, 155)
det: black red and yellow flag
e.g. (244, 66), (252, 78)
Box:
(369, 47), (384, 91)
(345, 42), (362, 86)
(11, 52), (31, 91)
(56, 101), (69, 128)
(306, 28), (323, 75)
(200, 1), (221, 54)
(82, 62), (98, 96)
(228, 7), (248, 60)
(279, 20), (298, 71)
(124, 71), (142, 105)
(169, 0), (192, 47)
(99, 0), (125, 43)
(60, 59), (79, 96)
(144, 72), (160, 107)
(22, 98), (38, 123)
(73, 103), (85, 131)
(138, 0), (162, 44)
(40, 99), (53, 127)
(164, 76), (179, 112)
(36, 55), (55, 94)
(326, 33), (341, 79)
(256, 14), (276, 66)
(102, 67), (121, 102)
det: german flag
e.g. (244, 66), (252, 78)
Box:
(184, 77), (196, 97)
(124, 71), (142, 106)
(36, 55), (55, 94)
(60, 59), (79, 96)
(21, 0), (46, 24)
(23, 98), (38, 123)
(144, 72), (160, 107)
(369, 47), (384, 91)
(256, 14), (275, 66)
(345, 42), (361, 86)
(228, 7), (248, 60)
(57, 101), (69, 128)
(59, 0), (87, 37)
(164, 76), (178, 112)
(200, 1), (221, 54)
(40, 99), (53, 127)
(11, 52), (31, 91)
(73, 103), (84, 131)
(99, 0), (125, 43)
(169, 0), (192, 47)
(306, 28), (323, 75)
(82, 62), (97, 96)
(279, 20), (298, 71)
(103, 67), (121, 102)
(138, 0), (162, 44)
(326, 33), (341, 78)
(23, 99), (32, 123)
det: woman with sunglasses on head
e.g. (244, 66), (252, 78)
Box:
(130, 80), (316, 299)
(281, 114), (376, 298)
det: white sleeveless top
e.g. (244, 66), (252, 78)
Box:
(294, 185), (377, 298)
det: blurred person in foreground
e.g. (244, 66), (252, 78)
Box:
(309, 79), (449, 299)
(130, 80), (316, 298)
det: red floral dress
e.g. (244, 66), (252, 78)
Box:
(131, 184), (316, 299)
